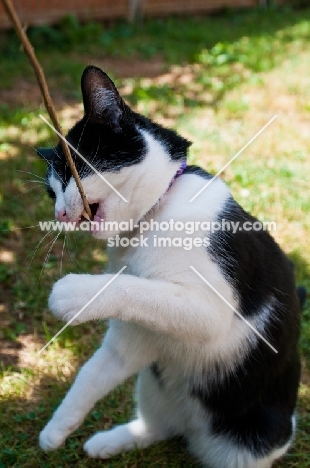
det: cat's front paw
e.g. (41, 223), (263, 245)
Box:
(39, 423), (66, 451)
(48, 274), (93, 324)
(84, 431), (120, 459)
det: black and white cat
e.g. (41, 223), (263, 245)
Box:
(38, 66), (303, 468)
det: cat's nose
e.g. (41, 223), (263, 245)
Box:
(56, 209), (68, 222)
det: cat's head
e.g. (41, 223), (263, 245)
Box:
(38, 66), (190, 239)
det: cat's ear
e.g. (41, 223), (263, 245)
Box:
(37, 147), (55, 161)
(81, 66), (124, 132)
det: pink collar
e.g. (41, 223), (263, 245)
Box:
(166, 160), (187, 192)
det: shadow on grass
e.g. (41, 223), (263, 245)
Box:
(0, 373), (195, 468)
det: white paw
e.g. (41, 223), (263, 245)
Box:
(39, 423), (67, 451)
(84, 431), (127, 459)
(48, 273), (94, 324)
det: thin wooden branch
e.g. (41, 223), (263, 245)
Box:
(1, 0), (93, 221)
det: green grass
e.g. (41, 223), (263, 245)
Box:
(0, 5), (309, 467)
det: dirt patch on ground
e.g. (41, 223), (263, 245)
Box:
(0, 56), (166, 109)
(79, 55), (166, 79)
(0, 78), (74, 109)
(0, 340), (22, 368)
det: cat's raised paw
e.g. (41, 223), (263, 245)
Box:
(48, 274), (89, 324)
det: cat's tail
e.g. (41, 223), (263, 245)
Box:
(297, 286), (307, 311)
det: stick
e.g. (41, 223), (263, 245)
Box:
(1, 0), (93, 220)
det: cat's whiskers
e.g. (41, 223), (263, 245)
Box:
(41, 231), (62, 253)
(78, 138), (101, 180)
(81, 152), (100, 180)
(77, 115), (90, 154)
(90, 141), (101, 169)
(59, 233), (67, 277)
(37, 230), (62, 284)
(8, 184), (46, 203)
(66, 233), (81, 272)
(34, 145), (66, 187)
(35, 188), (47, 200)
(72, 231), (78, 247)
(66, 117), (91, 182)
(52, 146), (61, 160)
(16, 170), (46, 181)
(25, 179), (46, 185)
(26, 230), (55, 270)
(0, 224), (42, 233)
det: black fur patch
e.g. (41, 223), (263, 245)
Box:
(183, 165), (213, 179)
(192, 349), (300, 456)
(191, 195), (301, 456)
(208, 197), (298, 319)
(191, 305), (300, 455)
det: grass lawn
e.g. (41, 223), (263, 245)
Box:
(0, 5), (309, 467)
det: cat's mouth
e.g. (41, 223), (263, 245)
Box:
(79, 200), (106, 235)
(81, 202), (100, 221)
(90, 202), (99, 218)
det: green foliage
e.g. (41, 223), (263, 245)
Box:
(28, 14), (103, 51)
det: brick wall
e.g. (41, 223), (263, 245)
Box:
(0, 0), (259, 29)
